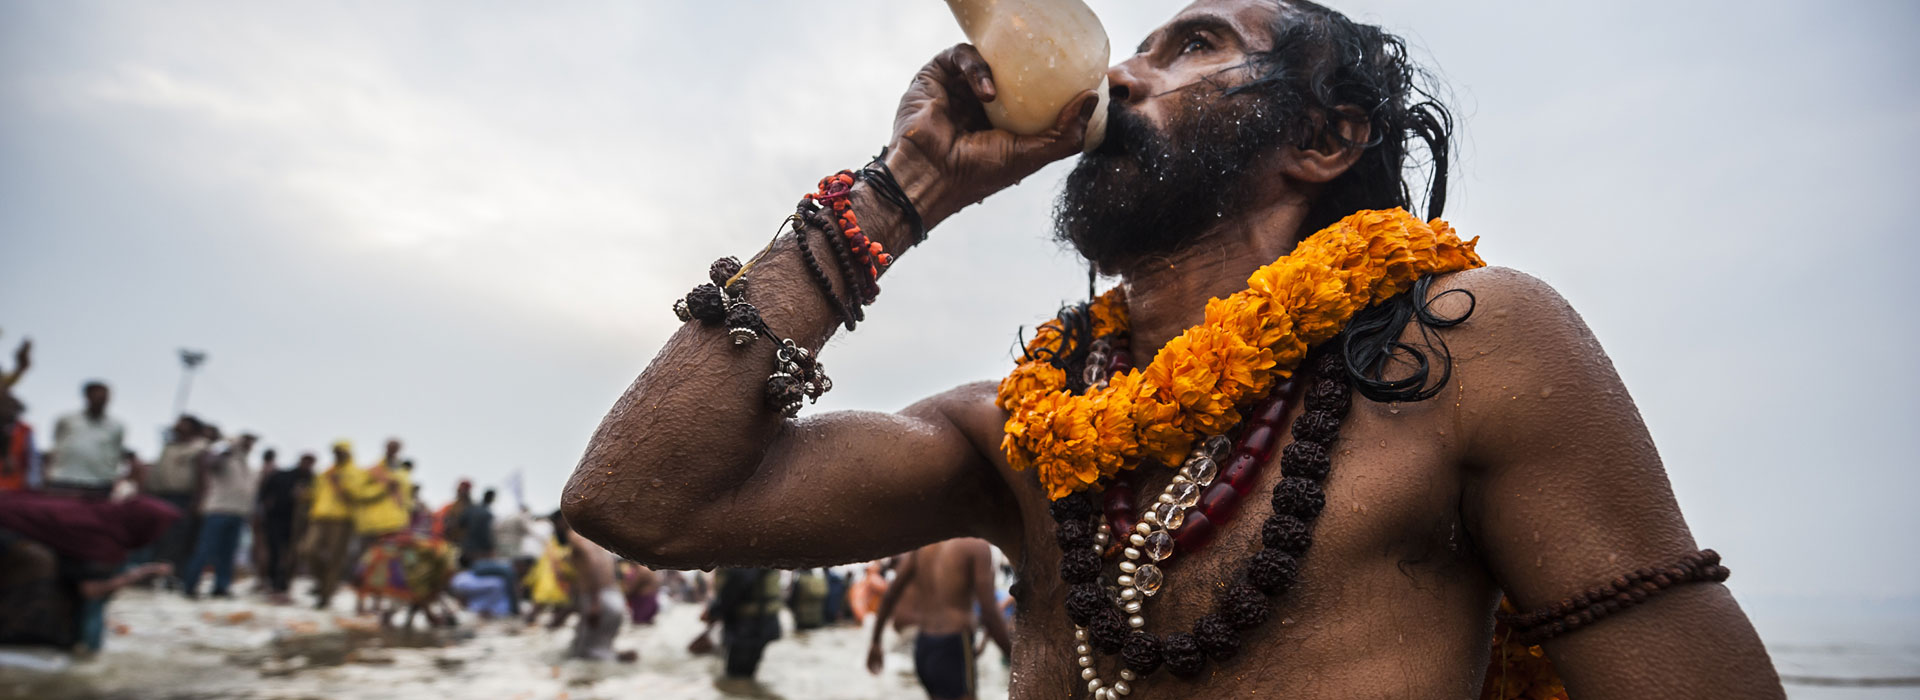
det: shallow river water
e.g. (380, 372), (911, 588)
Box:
(0, 586), (1012, 700)
(1, 584), (1912, 699)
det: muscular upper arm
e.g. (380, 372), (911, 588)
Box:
(1450, 267), (1782, 697)
(579, 381), (1020, 570)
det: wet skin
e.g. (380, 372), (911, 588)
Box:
(867, 538), (1010, 696)
(563, 0), (1784, 697)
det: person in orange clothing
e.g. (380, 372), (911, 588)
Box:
(848, 561), (889, 624)
(434, 479), (473, 547)
(0, 394), (39, 493)
(0, 338), (34, 493)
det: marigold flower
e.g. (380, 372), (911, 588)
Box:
(996, 208), (1481, 499)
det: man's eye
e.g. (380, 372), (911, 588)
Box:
(1180, 36), (1211, 54)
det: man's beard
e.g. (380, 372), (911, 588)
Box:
(1053, 86), (1294, 274)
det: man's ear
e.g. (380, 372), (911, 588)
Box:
(1283, 106), (1370, 184)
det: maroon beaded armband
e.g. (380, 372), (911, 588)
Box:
(1499, 548), (1731, 644)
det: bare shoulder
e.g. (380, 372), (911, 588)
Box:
(1421, 266), (1611, 373)
(1427, 266), (1586, 334)
(1426, 266), (1651, 469)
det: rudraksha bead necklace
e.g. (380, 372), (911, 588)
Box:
(1051, 340), (1351, 697)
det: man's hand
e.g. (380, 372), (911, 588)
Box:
(865, 643), (884, 675)
(887, 43), (1100, 230)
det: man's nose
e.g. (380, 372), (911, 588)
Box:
(1107, 59), (1148, 107)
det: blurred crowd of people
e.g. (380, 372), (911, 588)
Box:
(0, 336), (1015, 695)
(0, 336), (563, 654)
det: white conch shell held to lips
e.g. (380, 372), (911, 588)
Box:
(945, 0), (1111, 152)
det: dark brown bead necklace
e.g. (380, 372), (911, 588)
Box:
(1048, 343), (1353, 695)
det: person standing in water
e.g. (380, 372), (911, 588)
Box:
(557, 512), (633, 661)
(255, 450), (313, 602)
(706, 566), (783, 681)
(867, 539), (1012, 700)
(182, 433), (257, 599)
(304, 441), (360, 609)
(455, 488), (497, 568)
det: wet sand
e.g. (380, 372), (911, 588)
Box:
(0, 584), (1012, 700)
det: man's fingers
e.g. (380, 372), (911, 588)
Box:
(1009, 90), (1100, 164)
(1055, 90), (1101, 135)
(930, 43), (997, 103)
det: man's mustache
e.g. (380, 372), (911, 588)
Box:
(1088, 105), (1153, 160)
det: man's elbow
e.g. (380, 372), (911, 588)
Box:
(560, 477), (707, 570)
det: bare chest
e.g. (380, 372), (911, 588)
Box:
(998, 394), (1498, 698)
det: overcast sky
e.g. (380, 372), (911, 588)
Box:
(2, 1), (1915, 604)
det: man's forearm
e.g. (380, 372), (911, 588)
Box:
(562, 174), (926, 560)
(870, 575), (910, 648)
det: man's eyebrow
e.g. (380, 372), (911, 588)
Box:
(1137, 14), (1242, 55)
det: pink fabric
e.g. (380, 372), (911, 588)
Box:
(0, 491), (180, 564)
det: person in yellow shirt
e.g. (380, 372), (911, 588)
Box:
(347, 438), (412, 616)
(303, 440), (362, 610)
(523, 511), (577, 629)
(348, 439), (410, 537)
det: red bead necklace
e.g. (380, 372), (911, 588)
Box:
(1100, 378), (1302, 559)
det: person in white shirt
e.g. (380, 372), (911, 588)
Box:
(182, 433), (258, 599)
(45, 381), (126, 494)
(493, 504), (536, 560)
(144, 415), (212, 586)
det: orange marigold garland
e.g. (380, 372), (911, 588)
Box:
(996, 208), (1484, 499)
(1483, 599), (1571, 700)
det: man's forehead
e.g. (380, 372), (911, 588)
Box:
(1140, 0), (1284, 51)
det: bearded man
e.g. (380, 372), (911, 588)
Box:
(562, 1), (1784, 697)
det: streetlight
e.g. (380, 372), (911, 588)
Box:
(174, 348), (207, 417)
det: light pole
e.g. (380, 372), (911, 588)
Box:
(174, 349), (207, 417)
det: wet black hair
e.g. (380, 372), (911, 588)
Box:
(1036, 0), (1470, 404)
(1237, 0), (1468, 402)
(1230, 0), (1455, 235)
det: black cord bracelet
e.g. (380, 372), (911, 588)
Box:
(859, 147), (926, 246)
